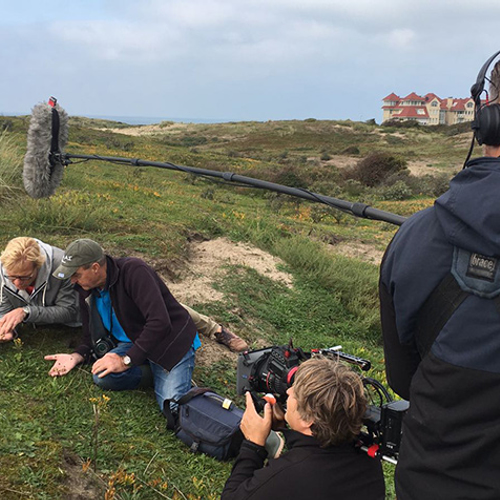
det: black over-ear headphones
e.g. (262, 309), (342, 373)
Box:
(470, 50), (500, 146)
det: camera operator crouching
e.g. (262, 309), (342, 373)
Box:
(221, 357), (385, 500)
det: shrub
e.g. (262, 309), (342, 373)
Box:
(343, 179), (365, 197)
(412, 173), (451, 197)
(181, 136), (208, 147)
(271, 164), (309, 189)
(381, 119), (420, 129)
(1, 119), (13, 132)
(430, 173), (451, 197)
(320, 152), (331, 161)
(380, 180), (412, 201)
(342, 146), (360, 155)
(347, 152), (408, 187)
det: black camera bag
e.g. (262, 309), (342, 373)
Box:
(163, 387), (244, 461)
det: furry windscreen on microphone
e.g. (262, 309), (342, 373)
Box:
(490, 60), (500, 104)
(23, 102), (69, 198)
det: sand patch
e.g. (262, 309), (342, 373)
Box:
(165, 238), (293, 305)
(330, 241), (384, 266)
(158, 238), (293, 366)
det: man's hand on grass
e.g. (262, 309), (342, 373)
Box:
(44, 353), (84, 377)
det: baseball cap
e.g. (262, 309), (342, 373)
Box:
(53, 239), (104, 279)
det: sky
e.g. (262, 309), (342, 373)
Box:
(1, 0), (500, 123)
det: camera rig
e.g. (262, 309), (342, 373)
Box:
(236, 340), (408, 465)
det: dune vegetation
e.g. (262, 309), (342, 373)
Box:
(0, 114), (468, 499)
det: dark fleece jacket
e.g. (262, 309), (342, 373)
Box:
(75, 256), (196, 370)
(221, 430), (385, 500)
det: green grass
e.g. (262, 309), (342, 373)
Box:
(0, 117), (465, 498)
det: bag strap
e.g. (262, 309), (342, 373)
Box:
(163, 387), (212, 430)
(162, 400), (177, 430)
(177, 387), (212, 405)
(415, 272), (469, 358)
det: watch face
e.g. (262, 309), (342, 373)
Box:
(123, 355), (132, 366)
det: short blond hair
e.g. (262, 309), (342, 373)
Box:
(293, 357), (367, 447)
(0, 237), (46, 271)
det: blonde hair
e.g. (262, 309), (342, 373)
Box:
(293, 357), (367, 447)
(0, 237), (46, 272)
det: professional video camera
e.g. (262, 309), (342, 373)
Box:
(236, 340), (408, 464)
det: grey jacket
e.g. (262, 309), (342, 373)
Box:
(0, 240), (80, 326)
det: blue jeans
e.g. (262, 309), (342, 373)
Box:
(92, 342), (195, 411)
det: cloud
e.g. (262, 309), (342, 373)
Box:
(2, 0), (500, 120)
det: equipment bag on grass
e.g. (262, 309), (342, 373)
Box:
(163, 387), (244, 461)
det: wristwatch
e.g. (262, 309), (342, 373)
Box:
(22, 306), (30, 320)
(122, 355), (132, 367)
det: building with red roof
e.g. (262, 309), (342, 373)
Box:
(381, 92), (475, 125)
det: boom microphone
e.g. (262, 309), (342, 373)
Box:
(22, 98), (406, 226)
(23, 98), (69, 198)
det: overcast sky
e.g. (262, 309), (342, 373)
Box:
(1, 0), (499, 123)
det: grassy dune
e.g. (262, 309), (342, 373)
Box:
(0, 116), (466, 499)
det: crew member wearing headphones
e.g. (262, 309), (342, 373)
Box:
(380, 52), (500, 500)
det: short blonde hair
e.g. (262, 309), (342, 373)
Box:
(0, 237), (46, 271)
(293, 357), (367, 447)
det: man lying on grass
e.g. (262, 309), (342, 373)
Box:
(45, 238), (199, 413)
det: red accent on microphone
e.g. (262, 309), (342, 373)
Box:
(287, 366), (299, 385)
(367, 444), (379, 458)
(48, 97), (57, 107)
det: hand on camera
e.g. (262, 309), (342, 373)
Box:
(241, 391), (273, 446)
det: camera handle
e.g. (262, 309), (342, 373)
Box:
(359, 443), (398, 465)
(314, 346), (372, 371)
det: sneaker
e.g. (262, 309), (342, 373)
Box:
(215, 326), (249, 352)
(265, 431), (285, 459)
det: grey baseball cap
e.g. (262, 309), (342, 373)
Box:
(53, 239), (104, 279)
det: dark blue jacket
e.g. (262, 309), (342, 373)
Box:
(380, 157), (500, 500)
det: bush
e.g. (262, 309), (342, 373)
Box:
(381, 119), (420, 129)
(271, 164), (309, 189)
(380, 180), (412, 201)
(410, 173), (451, 197)
(347, 152), (408, 187)
(430, 173), (451, 197)
(341, 146), (360, 155)
(344, 179), (365, 197)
